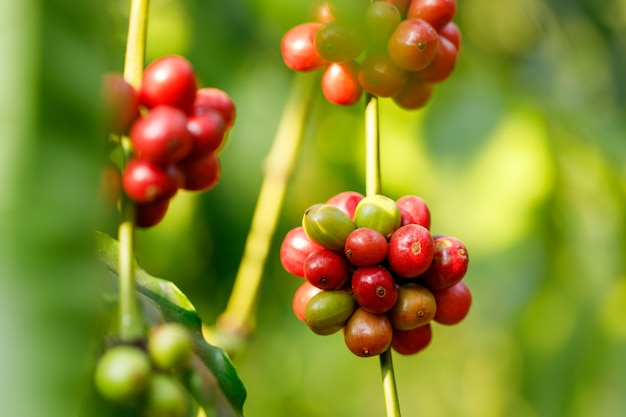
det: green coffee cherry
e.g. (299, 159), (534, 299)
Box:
(302, 203), (356, 251)
(354, 195), (401, 238)
(94, 345), (152, 404)
(141, 374), (190, 417)
(148, 323), (193, 371)
(305, 290), (355, 335)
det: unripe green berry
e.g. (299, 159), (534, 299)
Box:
(94, 345), (152, 404)
(302, 203), (356, 251)
(141, 374), (190, 417)
(148, 323), (193, 371)
(354, 194), (401, 238)
(305, 290), (356, 335)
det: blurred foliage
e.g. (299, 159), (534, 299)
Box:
(1, 0), (625, 417)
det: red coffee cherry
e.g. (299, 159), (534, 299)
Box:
(280, 226), (325, 277)
(387, 18), (439, 71)
(438, 21), (461, 50)
(130, 105), (193, 165)
(391, 322), (432, 355)
(102, 73), (139, 134)
(351, 266), (398, 314)
(292, 281), (324, 322)
(281, 22), (327, 72)
(304, 248), (350, 290)
(432, 281), (472, 325)
(321, 61), (363, 106)
(139, 55), (198, 113)
(135, 199), (170, 228)
(407, 0), (457, 31)
(186, 110), (227, 157)
(315, 20), (365, 63)
(122, 158), (179, 204)
(392, 74), (433, 110)
(416, 35), (458, 83)
(358, 54), (407, 97)
(388, 283), (436, 330)
(344, 228), (388, 267)
(387, 224), (435, 278)
(396, 195), (431, 229)
(344, 307), (393, 357)
(325, 190), (364, 220)
(421, 235), (468, 290)
(177, 152), (220, 192)
(192, 87), (236, 130)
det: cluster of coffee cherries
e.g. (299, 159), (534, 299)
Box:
(102, 55), (236, 228)
(93, 323), (193, 416)
(280, 191), (471, 357)
(281, 0), (461, 109)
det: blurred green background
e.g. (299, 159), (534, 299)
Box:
(1, 0), (625, 416)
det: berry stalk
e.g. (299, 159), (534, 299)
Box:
(212, 73), (317, 354)
(364, 93), (401, 417)
(117, 0), (150, 342)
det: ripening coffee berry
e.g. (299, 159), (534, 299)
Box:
(407, 0), (457, 31)
(309, 0), (334, 23)
(420, 235), (468, 290)
(102, 73), (139, 134)
(391, 322), (432, 355)
(358, 54), (407, 98)
(122, 158), (179, 204)
(396, 195), (431, 229)
(416, 35), (458, 83)
(177, 152), (220, 192)
(354, 194), (401, 239)
(432, 281), (472, 325)
(130, 105), (193, 164)
(305, 289), (355, 335)
(192, 87), (236, 130)
(280, 226), (325, 277)
(392, 74), (434, 110)
(344, 307), (393, 357)
(387, 224), (434, 278)
(94, 345), (152, 404)
(302, 203), (356, 251)
(438, 21), (461, 50)
(325, 190), (364, 220)
(135, 200), (170, 229)
(315, 20), (365, 63)
(139, 55), (197, 113)
(387, 18), (439, 71)
(381, 0), (411, 15)
(304, 248), (350, 290)
(141, 374), (190, 417)
(344, 227), (388, 266)
(351, 266), (398, 313)
(186, 110), (227, 157)
(293, 281), (324, 322)
(321, 61), (363, 106)
(148, 323), (193, 371)
(364, 1), (402, 45)
(388, 283), (436, 330)
(281, 22), (327, 72)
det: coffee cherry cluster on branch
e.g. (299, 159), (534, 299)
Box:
(281, 0), (461, 109)
(102, 55), (236, 228)
(280, 191), (471, 357)
(93, 323), (193, 417)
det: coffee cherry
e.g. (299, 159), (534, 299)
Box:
(420, 235), (468, 290)
(94, 345), (152, 404)
(325, 190), (364, 219)
(135, 199), (170, 229)
(192, 87), (236, 130)
(407, 0), (457, 31)
(438, 21), (461, 50)
(305, 289), (356, 335)
(396, 195), (431, 229)
(310, 0), (334, 23)
(280, 226), (325, 277)
(344, 307), (393, 357)
(141, 374), (189, 417)
(354, 194), (401, 239)
(432, 281), (471, 325)
(344, 227), (388, 266)
(315, 20), (365, 63)
(391, 322), (432, 355)
(387, 224), (434, 278)
(358, 54), (407, 97)
(293, 281), (324, 322)
(122, 158), (179, 204)
(388, 283), (436, 330)
(328, 0), (370, 23)
(148, 323), (193, 371)
(351, 266), (398, 313)
(392, 74), (434, 110)
(177, 152), (220, 192)
(130, 105), (193, 164)
(321, 61), (363, 106)
(99, 163), (122, 209)
(139, 55), (197, 113)
(102, 73), (139, 134)
(304, 248), (350, 290)
(281, 22), (327, 72)
(364, 2), (402, 45)
(416, 35), (458, 83)
(302, 203), (356, 251)
(381, 0), (411, 15)
(387, 18), (439, 71)
(186, 110), (227, 157)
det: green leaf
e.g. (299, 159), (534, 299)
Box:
(95, 231), (247, 416)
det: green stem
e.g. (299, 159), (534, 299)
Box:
(214, 74), (317, 349)
(364, 93), (401, 417)
(117, 0), (150, 342)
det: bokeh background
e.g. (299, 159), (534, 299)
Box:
(1, 0), (625, 416)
